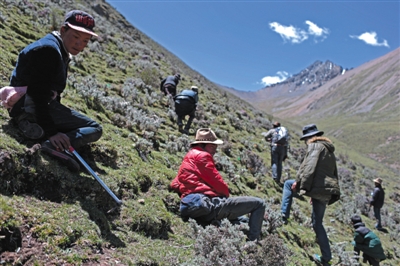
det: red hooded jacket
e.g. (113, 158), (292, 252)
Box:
(170, 146), (229, 199)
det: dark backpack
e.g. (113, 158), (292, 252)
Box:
(272, 126), (288, 145)
(180, 193), (213, 219)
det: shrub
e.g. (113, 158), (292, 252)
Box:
(183, 219), (290, 266)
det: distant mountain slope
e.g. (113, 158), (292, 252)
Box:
(223, 60), (345, 114)
(223, 48), (400, 171)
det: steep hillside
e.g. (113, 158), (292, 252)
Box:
(0, 1), (399, 265)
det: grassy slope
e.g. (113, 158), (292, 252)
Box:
(0, 1), (399, 265)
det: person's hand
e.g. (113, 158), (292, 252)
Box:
(49, 132), (71, 151)
(291, 181), (297, 192)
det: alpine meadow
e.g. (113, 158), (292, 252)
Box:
(0, 1), (399, 265)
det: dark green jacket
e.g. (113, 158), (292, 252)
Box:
(352, 222), (386, 260)
(295, 136), (340, 204)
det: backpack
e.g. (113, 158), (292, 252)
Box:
(272, 126), (288, 145)
(180, 193), (212, 218)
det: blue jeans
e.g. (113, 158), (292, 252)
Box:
(373, 206), (382, 228)
(214, 196), (266, 241)
(271, 145), (286, 181)
(281, 180), (331, 262)
(25, 96), (102, 148)
(312, 198), (331, 263)
(281, 179), (296, 219)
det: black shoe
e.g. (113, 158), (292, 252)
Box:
(182, 129), (189, 135)
(282, 215), (288, 225)
(273, 178), (283, 187)
(18, 119), (44, 139)
(40, 141), (80, 172)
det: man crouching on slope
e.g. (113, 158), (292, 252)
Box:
(170, 128), (266, 241)
(8, 10), (103, 171)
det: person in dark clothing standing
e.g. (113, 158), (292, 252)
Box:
(160, 73), (180, 97)
(350, 214), (386, 265)
(174, 86), (198, 135)
(8, 10), (103, 171)
(370, 178), (385, 230)
(262, 121), (289, 185)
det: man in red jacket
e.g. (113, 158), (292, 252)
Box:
(170, 128), (266, 241)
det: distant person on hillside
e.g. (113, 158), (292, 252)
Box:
(174, 86), (199, 135)
(160, 73), (180, 97)
(170, 128), (266, 241)
(282, 124), (340, 266)
(262, 121), (289, 185)
(370, 178), (385, 230)
(350, 214), (386, 265)
(7, 10), (103, 171)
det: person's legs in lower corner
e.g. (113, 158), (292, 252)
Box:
(281, 179), (296, 220)
(373, 206), (382, 229)
(215, 196), (265, 241)
(48, 100), (102, 149)
(312, 198), (331, 263)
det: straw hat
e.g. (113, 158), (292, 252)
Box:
(190, 128), (223, 145)
(373, 178), (383, 184)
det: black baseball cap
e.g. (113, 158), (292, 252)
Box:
(64, 10), (98, 37)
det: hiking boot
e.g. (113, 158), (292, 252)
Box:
(40, 141), (80, 172)
(313, 254), (331, 266)
(182, 129), (189, 135)
(178, 125), (183, 132)
(18, 119), (44, 139)
(273, 178), (283, 187)
(281, 215), (289, 225)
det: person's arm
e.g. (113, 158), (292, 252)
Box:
(370, 188), (379, 206)
(26, 47), (63, 137)
(297, 144), (320, 192)
(170, 176), (181, 193)
(160, 78), (166, 91)
(264, 129), (274, 142)
(197, 153), (229, 197)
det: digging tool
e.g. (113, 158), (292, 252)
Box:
(68, 146), (122, 205)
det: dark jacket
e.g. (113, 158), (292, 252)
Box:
(10, 32), (70, 137)
(370, 186), (385, 208)
(160, 75), (180, 90)
(295, 136), (341, 204)
(352, 222), (386, 260)
(174, 89), (198, 104)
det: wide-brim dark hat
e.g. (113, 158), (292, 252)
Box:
(300, 124), (324, 140)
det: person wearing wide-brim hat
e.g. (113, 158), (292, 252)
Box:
(283, 124), (340, 266)
(170, 128), (266, 241)
(370, 177), (385, 230)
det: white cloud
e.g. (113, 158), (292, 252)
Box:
(350, 32), (389, 47)
(269, 22), (308, 44)
(261, 71), (289, 86)
(305, 20), (329, 42)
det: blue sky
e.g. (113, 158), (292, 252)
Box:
(106, 0), (399, 91)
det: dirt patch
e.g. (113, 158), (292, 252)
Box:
(0, 223), (125, 265)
